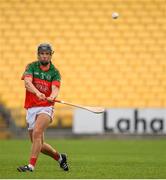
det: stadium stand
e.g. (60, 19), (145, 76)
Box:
(0, 0), (166, 128)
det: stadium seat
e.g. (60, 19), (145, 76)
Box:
(1, 0), (166, 127)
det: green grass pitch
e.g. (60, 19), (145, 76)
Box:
(0, 138), (166, 179)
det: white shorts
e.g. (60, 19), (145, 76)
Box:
(26, 106), (54, 130)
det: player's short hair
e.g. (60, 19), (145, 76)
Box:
(37, 43), (53, 54)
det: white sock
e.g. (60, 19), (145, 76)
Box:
(58, 154), (62, 163)
(28, 164), (34, 171)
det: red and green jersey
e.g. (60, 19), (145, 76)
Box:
(22, 61), (61, 109)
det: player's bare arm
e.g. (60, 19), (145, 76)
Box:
(24, 76), (46, 100)
(47, 85), (59, 102)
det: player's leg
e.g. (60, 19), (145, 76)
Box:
(41, 141), (60, 160)
(28, 129), (59, 158)
(41, 141), (69, 171)
(28, 122), (64, 163)
(28, 130), (59, 159)
(17, 113), (50, 172)
(36, 131), (69, 171)
(17, 106), (69, 172)
(21, 119), (69, 171)
(38, 130), (68, 171)
(29, 113), (50, 169)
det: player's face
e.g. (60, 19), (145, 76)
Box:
(38, 51), (52, 66)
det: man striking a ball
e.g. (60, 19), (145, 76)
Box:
(17, 43), (69, 172)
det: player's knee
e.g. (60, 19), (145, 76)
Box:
(33, 129), (43, 140)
